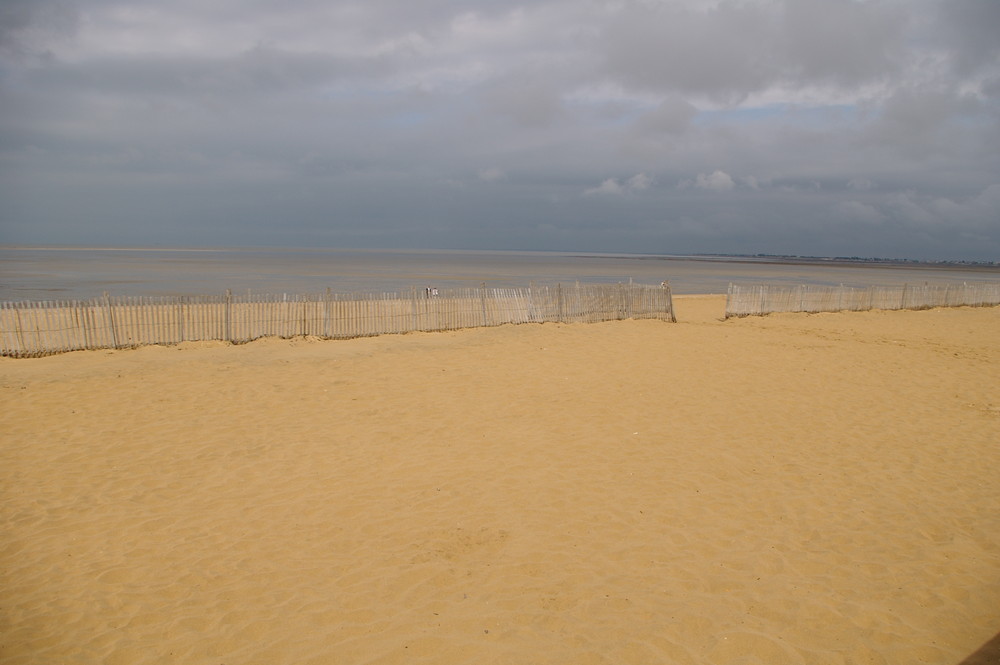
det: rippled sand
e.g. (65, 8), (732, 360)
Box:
(2, 296), (998, 664)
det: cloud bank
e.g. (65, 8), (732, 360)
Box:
(1, 0), (998, 259)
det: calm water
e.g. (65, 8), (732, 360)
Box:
(1, 246), (998, 301)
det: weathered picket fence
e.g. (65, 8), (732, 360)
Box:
(0, 281), (675, 357)
(725, 281), (1000, 318)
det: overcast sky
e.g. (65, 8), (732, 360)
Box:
(1, 0), (999, 260)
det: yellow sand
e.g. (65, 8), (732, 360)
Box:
(2, 295), (998, 665)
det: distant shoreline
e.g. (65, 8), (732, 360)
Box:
(3, 245), (997, 269)
(576, 253), (1000, 272)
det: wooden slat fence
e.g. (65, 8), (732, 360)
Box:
(725, 281), (1000, 318)
(1, 282), (675, 357)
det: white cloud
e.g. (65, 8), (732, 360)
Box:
(585, 178), (625, 196)
(694, 170), (735, 192)
(626, 172), (651, 191)
(585, 172), (651, 196)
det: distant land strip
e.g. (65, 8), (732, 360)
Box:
(576, 254), (1000, 270)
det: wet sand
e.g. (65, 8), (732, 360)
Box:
(2, 295), (999, 664)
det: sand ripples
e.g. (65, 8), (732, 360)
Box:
(2, 298), (999, 663)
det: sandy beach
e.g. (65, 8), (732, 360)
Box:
(2, 294), (998, 664)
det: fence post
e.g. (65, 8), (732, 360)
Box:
(410, 286), (418, 331)
(480, 282), (488, 327)
(225, 289), (232, 342)
(527, 282), (536, 322)
(557, 283), (564, 322)
(301, 295), (307, 337)
(324, 288), (331, 338)
(663, 280), (677, 322)
(900, 284), (908, 310)
(104, 291), (119, 348)
(76, 301), (90, 350)
(12, 302), (26, 354)
(178, 296), (186, 342)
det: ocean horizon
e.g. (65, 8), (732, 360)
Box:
(2, 245), (999, 302)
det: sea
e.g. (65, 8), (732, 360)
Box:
(2, 246), (998, 302)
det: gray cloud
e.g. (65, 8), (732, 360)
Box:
(480, 67), (568, 127)
(633, 97), (699, 135)
(933, 0), (1000, 78)
(1, 0), (998, 260)
(0, 0), (79, 59)
(599, 0), (906, 101)
(779, 0), (905, 86)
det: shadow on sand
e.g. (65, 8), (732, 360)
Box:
(957, 631), (1000, 665)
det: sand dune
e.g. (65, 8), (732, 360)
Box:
(2, 295), (998, 664)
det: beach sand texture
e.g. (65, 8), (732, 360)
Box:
(2, 295), (998, 664)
